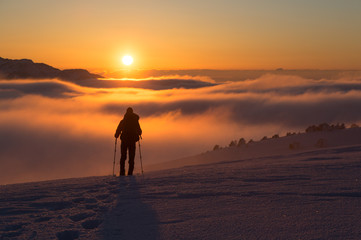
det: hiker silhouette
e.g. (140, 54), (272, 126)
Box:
(114, 107), (142, 176)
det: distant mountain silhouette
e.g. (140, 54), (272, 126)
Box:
(0, 57), (215, 90)
(0, 57), (102, 81)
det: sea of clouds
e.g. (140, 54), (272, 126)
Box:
(1, 72), (361, 184)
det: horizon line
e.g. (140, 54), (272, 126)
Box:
(2, 56), (361, 72)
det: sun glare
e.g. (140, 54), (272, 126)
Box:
(122, 55), (133, 66)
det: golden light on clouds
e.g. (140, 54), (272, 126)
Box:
(2, 72), (361, 184)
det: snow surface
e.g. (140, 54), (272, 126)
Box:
(1, 128), (361, 239)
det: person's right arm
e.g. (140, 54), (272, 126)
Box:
(114, 120), (123, 138)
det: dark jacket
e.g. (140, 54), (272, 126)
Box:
(115, 112), (142, 142)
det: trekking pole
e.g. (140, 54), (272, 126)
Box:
(112, 138), (117, 176)
(138, 136), (144, 179)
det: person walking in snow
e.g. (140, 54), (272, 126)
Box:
(114, 107), (142, 176)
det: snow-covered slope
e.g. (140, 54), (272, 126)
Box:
(1, 128), (361, 239)
(147, 127), (361, 172)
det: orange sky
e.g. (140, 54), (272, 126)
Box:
(1, 0), (361, 70)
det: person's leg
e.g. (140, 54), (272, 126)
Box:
(128, 142), (136, 175)
(120, 140), (127, 176)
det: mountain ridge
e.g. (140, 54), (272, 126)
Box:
(0, 57), (103, 81)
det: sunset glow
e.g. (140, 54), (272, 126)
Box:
(1, 1), (361, 70)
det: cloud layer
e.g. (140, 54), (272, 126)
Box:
(1, 73), (361, 184)
(102, 75), (361, 127)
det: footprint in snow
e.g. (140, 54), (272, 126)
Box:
(34, 216), (53, 222)
(85, 204), (98, 210)
(28, 231), (37, 240)
(1, 230), (24, 238)
(3, 222), (27, 231)
(84, 198), (97, 203)
(81, 219), (102, 230)
(107, 181), (119, 186)
(69, 212), (95, 222)
(71, 197), (85, 203)
(109, 188), (121, 194)
(56, 230), (80, 240)
(95, 193), (110, 200)
(86, 189), (99, 194)
(29, 200), (72, 211)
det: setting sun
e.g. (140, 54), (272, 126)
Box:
(122, 55), (133, 66)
